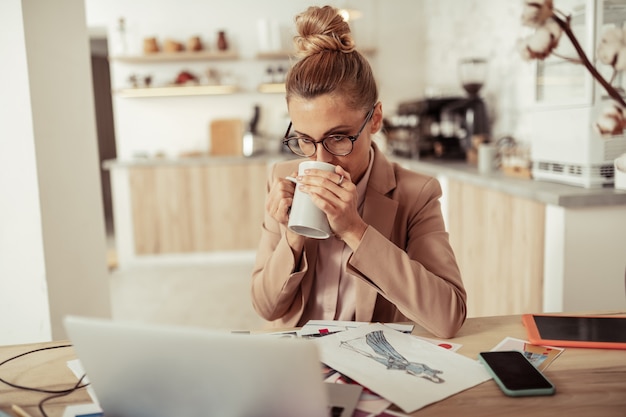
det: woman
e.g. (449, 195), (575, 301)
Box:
(251, 5), (466, 338)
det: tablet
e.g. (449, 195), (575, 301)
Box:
(522, 314), (626, 350)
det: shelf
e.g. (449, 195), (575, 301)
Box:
(257, 83), (286, 94)
(256, 50), (296, 60)
(115, 84), (239, 98)
(110, 48), (375, 64)
(255, 47), (377, 60)
(109, 51), (239, 63)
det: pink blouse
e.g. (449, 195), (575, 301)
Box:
(304, 148), (375, 321)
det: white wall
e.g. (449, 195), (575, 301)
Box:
(543, 205), (626, 312)
(0, 0), (51, 344)
(0, 0), (112, 344)
(84, 0), (531, 160)
(421, 0), (532, 142)
(374, 0), (427, 109)
(84, 0), (384, 159)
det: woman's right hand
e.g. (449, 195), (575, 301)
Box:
(266, 172), (306, 252)
(266, 173), (297, 225)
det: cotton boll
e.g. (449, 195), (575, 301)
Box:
(527, 28), (552, 54)
(544, 18), (562, 43)
(596, 115), (620, 135)
(597, 28), (625, 66)
(614, 47), (626, 71)
(522, 0), (554, 27)
(599, 28), (624, 45)
(523, 25), (561, 59)
(597, 41), (620, 66)
(596, 101), (626, 136)
(521, 6), (540, 27)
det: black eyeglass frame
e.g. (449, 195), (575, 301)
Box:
(282, 104), (377, 157)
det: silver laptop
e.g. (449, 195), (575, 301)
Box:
(64, 316), (331, 417)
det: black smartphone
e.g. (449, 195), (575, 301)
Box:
(478, 351), (556, 397)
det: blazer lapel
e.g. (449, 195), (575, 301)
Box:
(354, 145), (399, 322)
(362, 189), (398, 239)
(362, 144), (399, 240)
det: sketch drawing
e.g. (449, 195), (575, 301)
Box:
(340, 330), (444, 383)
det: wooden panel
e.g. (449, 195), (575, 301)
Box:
(209, 119), (243, 156)
(129, 162), (267, 254)
(446, 179), (545, 317)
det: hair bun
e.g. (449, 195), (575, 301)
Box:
(293, 6), (355, 58)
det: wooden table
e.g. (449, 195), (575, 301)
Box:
(0, 314), (625, 417)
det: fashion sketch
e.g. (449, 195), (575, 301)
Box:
(340, 330), (444, 383)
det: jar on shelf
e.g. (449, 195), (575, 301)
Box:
(263, 66), (274, 84)
(187, 36), (203, 52)
(274, 66), (285, 83)
(143, 37), (159, 54)
(217, 31), (228, 51)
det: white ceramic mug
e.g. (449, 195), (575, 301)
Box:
(478, 143), (498, 174)
(287, 161), (335, 239)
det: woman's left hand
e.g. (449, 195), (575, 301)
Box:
(297, 165), (368, 248)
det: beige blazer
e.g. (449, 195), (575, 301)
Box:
(251, 144), (467, 338)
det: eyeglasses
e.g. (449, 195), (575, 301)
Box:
(282, 105), (376, 157)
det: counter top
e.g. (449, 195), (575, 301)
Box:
(393, 157), (626, 208)
(103, 154), (626, 208)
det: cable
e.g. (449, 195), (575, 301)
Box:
(37, 374), (88, 417)
(0, 344), (90, 417)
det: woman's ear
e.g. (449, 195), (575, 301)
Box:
(370, 102), (383, 134)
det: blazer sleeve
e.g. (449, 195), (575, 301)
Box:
(250, 162), (310, 325)
(347, 176), (467, 338)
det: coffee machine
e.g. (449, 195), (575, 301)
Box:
(385, 96), (465, 159)
(385, 59), (490, 160)
(438, 58), (491, 159)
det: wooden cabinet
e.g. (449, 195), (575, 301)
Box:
(127, 161), (268, 254)
(445, 179), (546, 317)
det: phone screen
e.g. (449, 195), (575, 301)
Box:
(479, 351), (553, 391)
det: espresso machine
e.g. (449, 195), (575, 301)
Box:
(385, 96), (465, 159)
(438, 58), (491, 159)
(385, 59), (490, 160)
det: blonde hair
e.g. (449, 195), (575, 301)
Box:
(285, 5), (378, 112)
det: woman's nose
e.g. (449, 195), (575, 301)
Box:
(315, 143), (333, 163)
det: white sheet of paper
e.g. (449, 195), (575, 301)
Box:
(315, 323), (491, 413)
(413, 335), (462, 352)
(62, 404), (103, 417)
(491, 336), (564, 371)
(299, 320), (414, 337)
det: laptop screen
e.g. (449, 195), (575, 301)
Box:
(64, 316), (331, 417)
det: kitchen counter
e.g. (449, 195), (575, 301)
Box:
(105, 154), (626, 209)
(391, 157), (626, 208)
(104, 153), (626, 315)
(385, 157), (625, 316)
